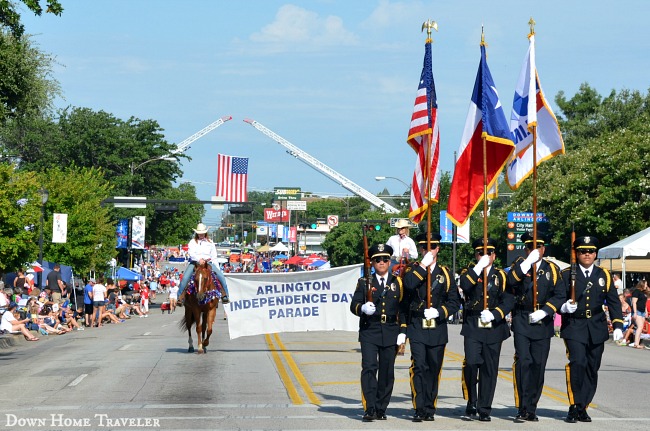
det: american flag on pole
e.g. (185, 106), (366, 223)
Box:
(447, 44), (515, 227)
(505, 33), (565, 189)
(407, 38), (440, 224)
(216, 154), (249, 202)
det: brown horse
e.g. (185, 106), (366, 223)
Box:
(179, 262), (219, 353)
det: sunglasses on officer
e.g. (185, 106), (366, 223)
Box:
(475, 249), (494, 256)
(526, 243), (544, 250)
(373, 256), (391, 263)
(577, 249), (596, 255)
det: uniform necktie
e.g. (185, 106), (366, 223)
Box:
(585, 270), (590, 279)
(380, 277), (385, 289)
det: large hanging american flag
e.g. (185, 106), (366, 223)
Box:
(216, 154), (249, 202)
(407, 37), (440, 224)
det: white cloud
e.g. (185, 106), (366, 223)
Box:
(249, 4), (358, 52)
(361, 0), (422, 29)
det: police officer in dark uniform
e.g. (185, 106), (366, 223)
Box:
(459, 238), (514, 422)
(402, 232), (461, 422)
(350, 244), (408, 422)
(507, 232), (566, 422)
(560, 235), (624, 423)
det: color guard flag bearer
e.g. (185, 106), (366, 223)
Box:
(447, 29), (514, 228)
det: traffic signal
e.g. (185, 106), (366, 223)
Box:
(310, 223), (318, 229)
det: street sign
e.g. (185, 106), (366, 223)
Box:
(113, 196), (147, 209)
(506, 212), (550, 265)
(211, 196), (225, 210)
(327, 215), (339, 227)
(274, 187), (302, 201)
(287, 200), (307, 211)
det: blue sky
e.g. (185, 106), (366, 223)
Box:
(22, 0), (650, 227)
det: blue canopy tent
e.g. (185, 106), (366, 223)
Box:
(117, 267), (142, 281)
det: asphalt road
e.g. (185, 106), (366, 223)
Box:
(1, 303), (648, 431)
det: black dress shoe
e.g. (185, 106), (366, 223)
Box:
(565, 405), (579, 423)
(515, 409), (527, 422)
(465, 402), (477, 416)
(479, 413), (491, 422)
(362, 410), (376, 422)
(525, 412), (539, 422)
(578, 409), (591, 422)
(424, 413), (435, 421)
(412, 410), (424, 422)
(376, 410), (387, 420)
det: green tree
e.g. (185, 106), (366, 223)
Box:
(0, 31), (60, 125)
(0, 162), (40, 273)
(0, 1), (63, 38)
(145, 183), (205, 245)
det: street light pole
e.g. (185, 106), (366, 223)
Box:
(38, 187), (49, 289)
(130, 157), (175, 195)
(375, 176), (411, 194)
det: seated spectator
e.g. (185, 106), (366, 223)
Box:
(0, 302), (38, 340)
(38, 304), (69, 334)
(59, 301), (83, 331)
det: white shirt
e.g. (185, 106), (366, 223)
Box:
(92, 283), (107, 302)
(1, 310), (18, 333)
(188, 237), (218, 262)
(386, 234), (418, 260)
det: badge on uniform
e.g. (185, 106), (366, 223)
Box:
(598, 278), (605, 287)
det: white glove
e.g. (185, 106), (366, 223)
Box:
(520, 249), (541, 274)
(613, 328), (623, 341)
(560, 300), (578, 314)
(480, 309), (495, 323)
(424, 307), (439, 320)
(473, 254), (491, 276)
(420, 251), (434, 268)
(397, 333), (406, 346)
(529, 309), (548, 323)
(361, 301), (376, 316)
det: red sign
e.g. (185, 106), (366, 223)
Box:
(264, 208), (289, 222)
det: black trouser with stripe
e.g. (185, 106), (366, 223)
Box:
(409, 341), (445, 415)
(360, 341), (397, 413)
(564, 338), (604, 410)
(462, 337), (502, 416)
(513, 334), (551, 414)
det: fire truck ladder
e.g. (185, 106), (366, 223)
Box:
(243, 118), (400, 214)
(168, 115), (233, 156)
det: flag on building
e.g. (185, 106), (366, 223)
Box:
(447, 44), (515, 227)
(407, 38), (441, 224)
(505, 33), (565, 189)
(216, 154), (249, 202)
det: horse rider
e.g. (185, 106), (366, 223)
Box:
(178, 223), (229, 304)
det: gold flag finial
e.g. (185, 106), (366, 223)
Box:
(421, 19), (438, 41)
(480, 25), (488, 47)
(528, 17), (536, 37)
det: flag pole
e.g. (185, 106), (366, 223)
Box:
(480, 28), (489, 311)
(529, 18), (539, 311)
(422, 18), (437, 312)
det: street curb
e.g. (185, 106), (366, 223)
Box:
(0, 330), (46, 350)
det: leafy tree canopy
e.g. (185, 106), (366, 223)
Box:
(0, 1), (63, 38)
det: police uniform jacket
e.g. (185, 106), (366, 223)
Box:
(507, 257), (566, 340)
(459, 265), (514, 343)
(560, 265), (623, 344)
(350, 273), (407, 347)
(402, 262), (461, 346)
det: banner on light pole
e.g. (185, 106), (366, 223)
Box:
(52, 213), (68, 243)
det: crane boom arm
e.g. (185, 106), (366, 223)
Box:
(244, 118), (400, 214)
(170, 115), (233, 155)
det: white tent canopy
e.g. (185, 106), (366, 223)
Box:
(270, 242), (289, 252)
(597, 226), (650, 287)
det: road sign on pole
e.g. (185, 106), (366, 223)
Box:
(327, 215), (339, 227)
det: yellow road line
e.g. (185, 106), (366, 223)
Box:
(273, 333), (321, 405)
(265, 334), (303, 405)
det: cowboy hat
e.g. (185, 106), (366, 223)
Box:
(193, 223), (209, 234)
(394, 219), (410, 229)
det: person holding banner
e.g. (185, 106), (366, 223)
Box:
(350, 244), (408, 422)
(459, 238), (513, 422)
(506, 232), (565, 422)
(178, 223), (229, 304)
(402, 232), (461, 422)
(560, 235), (623, 423)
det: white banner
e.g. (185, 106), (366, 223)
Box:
(52, 213), (68, 243)
(131, 216), (146, 249)
(224, 264), (362, 339)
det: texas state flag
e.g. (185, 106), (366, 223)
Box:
(447, 44), (515, 227)
(506, 34), (565, 189)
